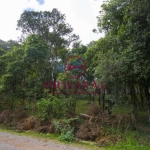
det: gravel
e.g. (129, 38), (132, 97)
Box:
(0, 132), (89, 150)
(0, 143), (21, 150)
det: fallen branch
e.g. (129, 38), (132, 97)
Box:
(79, 113), (91, 119)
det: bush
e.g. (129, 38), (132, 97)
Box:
(53, 119), (75, 142)
(37, 94), (67, 120)
(59, 127), (74, 142)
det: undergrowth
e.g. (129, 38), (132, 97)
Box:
(105, 136), (150, 150)
(53, 118), (76, 142)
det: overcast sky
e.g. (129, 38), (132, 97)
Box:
(0, 0), (104, 45)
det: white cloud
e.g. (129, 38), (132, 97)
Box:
(0, 0), (104, 44)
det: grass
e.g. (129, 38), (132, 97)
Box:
(75, 99), (99, 114)
(105, 137), (150, 150)
(75, 99), (89, 114)
(112, 105), (133, 115)
(75, 99), (133, 115)
(104, 131), (150, 150)
(105, 104), (150, 150)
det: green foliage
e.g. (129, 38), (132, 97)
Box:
(37, 98), (51, 121)
(84, 0), (150, 119)
(17, 9), (79, 45)
(53, 119), (75, 142)
(37, 94), (67, 120)
(59, 127), (74, 142)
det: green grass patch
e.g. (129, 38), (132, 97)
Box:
(112, 105), (132, 115)
(105, 136), (150, 150)
(104, 130), (150, 150)
(75, 99), (99, 114)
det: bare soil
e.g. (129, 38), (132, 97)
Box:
(0, 131), (90, 150)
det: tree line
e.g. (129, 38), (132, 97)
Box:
(0, 0), (150, 122)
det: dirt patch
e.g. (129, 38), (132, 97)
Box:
(0, 131), (88, 150)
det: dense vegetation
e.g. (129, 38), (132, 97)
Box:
(0, 0), (150, 149)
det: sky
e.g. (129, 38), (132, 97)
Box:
(0, 0), (104, 45)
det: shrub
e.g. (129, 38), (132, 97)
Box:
(37, 94), (67, 120)
(53, 119), (75, 142)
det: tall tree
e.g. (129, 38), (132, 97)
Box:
(17, 9), (79, 93)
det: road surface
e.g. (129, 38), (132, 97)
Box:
(0, 131), (89, 150)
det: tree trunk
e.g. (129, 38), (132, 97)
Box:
(98, 88), (101, 106)
(139, 83), (144, 109)
(33, 86), (37, 113)
(102, 90), (105, 112)
(144, 79), (150, 122)
(129, 77), (137, 118)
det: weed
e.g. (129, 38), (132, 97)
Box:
(53, 119), (75, 142)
